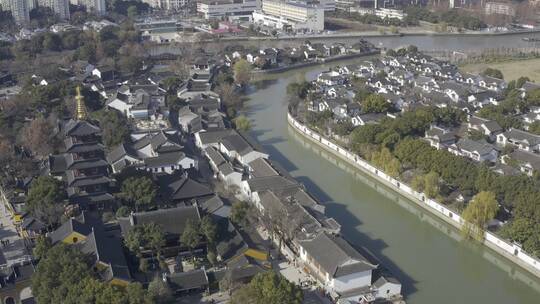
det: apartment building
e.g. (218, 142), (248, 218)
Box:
(142, 0), (189, 10)
(70, 0), (107, 15)
(2, 0), (30, 24)
(38, 0), (70, 19)
(197, 0), (261, 21)
(252, 0), (325, 32)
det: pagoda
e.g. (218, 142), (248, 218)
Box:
(48, 87), (114, 210)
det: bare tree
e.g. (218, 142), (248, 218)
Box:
(21, 117), (55, 159)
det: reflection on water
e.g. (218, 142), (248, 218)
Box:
(288, 124), (540, 295)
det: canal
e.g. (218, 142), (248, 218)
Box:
(243, 64), (540, 303)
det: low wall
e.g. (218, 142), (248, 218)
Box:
(254, 50), (380, 74)
(287, 112), (540, 279)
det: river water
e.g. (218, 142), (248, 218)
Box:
(243, 62), (540, 303)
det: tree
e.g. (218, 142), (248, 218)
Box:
(233, 59), (252, 87)
(234, 115), (252, 131)
(516, 76), (531, 89)
(21, 116), (55, 158)
(32, 244), (93, 304)
(200, 216), (218, 245)
(180, 218), (201, 252)
(500, 218), (536, 246)
(43, 33), (62, 51)
(423, 171), (440, 199)
(93, 110), (129, 148)
(362, 94), (391, 113)
(120, 176), (157, 211)
(116, 205), (131, 218)
(127, 5), (138, 19)
(124, 223), (165, 256)
(33, 235), (52, 260)
(126, 282), (153, 304)
(26, 176), (64, 227)
(231, 272), (303, 304)
(148, 276), (173, 304)
(482, 68), (504, 80)
(231, 200), (250, 227)
(216, 82), (241, 111)
(462, 191), (498, 240)
(118, 55), (143, 74)
(528, 121), (540, 135)
(332, 120), (354, 136)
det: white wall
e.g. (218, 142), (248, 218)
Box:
(374, 281), (402, 299)
(331, 270), (372, 293)
(287, 113), (540, 278)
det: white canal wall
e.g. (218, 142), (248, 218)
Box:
(287, 112), (540, 279)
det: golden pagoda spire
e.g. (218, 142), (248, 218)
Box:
(75, 86), (87, 121)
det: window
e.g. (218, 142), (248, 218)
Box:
(72, 237), (78, 243)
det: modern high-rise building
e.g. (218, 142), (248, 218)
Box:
(38, 0), (70, 19)
(6, 0), (31, 24)
(70, 0), (105, 14)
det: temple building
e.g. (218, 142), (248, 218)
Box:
(48, 87), (115, 210)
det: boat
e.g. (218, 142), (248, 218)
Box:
(522, 37), (540, 42)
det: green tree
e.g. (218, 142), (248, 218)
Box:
(201, 216), (218, 245)
(31, 244), (93, 304)
(500, 218), (536, 245)
(116, 205), (131, 218)
(231, 200), (250, 227)
(43, 33), (62, 51)
(362, 94), (391, 113)
(234, 115), (252, 131)
(462, 191), (498, 240)
(127, 282), (153, 304)
(120, 176), (157, 211)
(180, 218), (201, 252)
(516, 76), (531, 89)
(233, 59), (252, 87)
(231, 271), (303, 304)
(423, 171), (440, 199)
(26, 176), (64, 226)
(124, 223), (165, 256)
(148, 275), (173, 304)
(528, 121), (540, 135)
(482, 68), (504, 80)
(33, 235), (52, 260)
(127, 5), (138, 19)
(93, 110), (129, 148)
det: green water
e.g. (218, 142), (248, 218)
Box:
(244, 64), (540, 303)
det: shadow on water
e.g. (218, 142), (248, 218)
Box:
(295, 175), (418, 297)
(262, 144), (298, 172)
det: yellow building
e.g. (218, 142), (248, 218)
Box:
(48, 212), (131, 286)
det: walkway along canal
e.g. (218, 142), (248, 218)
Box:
(243, 63), (540, 303)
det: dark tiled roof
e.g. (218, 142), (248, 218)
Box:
(119, 206), (200, 237)
(157, 173), (214, 202)
(64, 120), (101, 137)
(299, 232), (377, 278)
(168, 269), (208, 291)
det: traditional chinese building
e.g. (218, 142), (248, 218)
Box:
(48, 87), (114, 210)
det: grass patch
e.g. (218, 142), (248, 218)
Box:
(460, 58), (540, 82)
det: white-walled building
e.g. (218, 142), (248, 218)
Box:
(142, 0), (189, 10)
(252, 0), (324, 32)
(298, 232), (378, 295)
(197, 0), (261, 21)
(375, 8), (405, 20)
